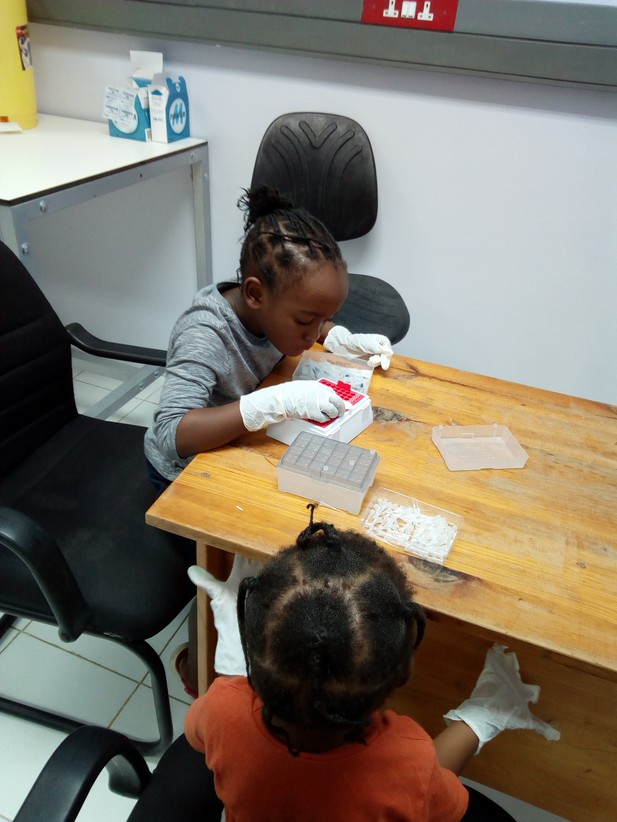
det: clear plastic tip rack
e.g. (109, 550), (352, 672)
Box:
(277, 431), (380, 514)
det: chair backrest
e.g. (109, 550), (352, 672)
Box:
(251, 112), (377, 241)
(0, 241), (76, 479)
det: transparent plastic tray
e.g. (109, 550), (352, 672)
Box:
(293, 350), (375, 394)
(432, 424), (528, 471)
(362, 487), (463, 565)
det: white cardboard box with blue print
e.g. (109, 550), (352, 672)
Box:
(104, 51), (163, 142)
(148, 75), (190, 143)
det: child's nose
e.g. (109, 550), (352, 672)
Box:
(303, 324), (320, 345)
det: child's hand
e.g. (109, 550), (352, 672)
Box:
(188, 555), (263, 676)
(239, 380), (346, 431)
(323, 326), (393, 370)
(443, 644), (560, 753)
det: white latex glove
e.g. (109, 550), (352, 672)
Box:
(188, 554), (263, 676)
(323, 325), (393, 370)
(444, 644), (560, 753)
(239, 380), (345, 432)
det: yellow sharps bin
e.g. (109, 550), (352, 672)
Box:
(0, 0), (38, 129)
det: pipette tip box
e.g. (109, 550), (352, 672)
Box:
(277, 431), (380, 515)
(292, 350), (375, 393)
(267, 379), (373, 446)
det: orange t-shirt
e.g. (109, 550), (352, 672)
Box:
(185, 676), (469, 822)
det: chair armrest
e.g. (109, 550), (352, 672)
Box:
(66, 323), (166, 367)
(14, 726), (151, 822)
(0, 507), (91, 642)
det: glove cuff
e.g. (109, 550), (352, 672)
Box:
(239, 394), (266, 431)
(443, 708), (501, 754)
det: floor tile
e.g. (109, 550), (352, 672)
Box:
(152, 617), (194, 705)
(0, 624), (18, 652)
(58, 773), (138, 822)
(73, 380), (115, 414)
(0, 715), (67, 821)
(135, 375), (165, 402)
(111, 685), (190, 766)
(23, 601), (193, 684)
(74, 369), (124, 392)
(23, 621), (150, 681)
(113, 398), (158, 427)
(1, 633), (138, 727)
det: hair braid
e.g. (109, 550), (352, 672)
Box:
(237, 186), (346, 292)
(238, 509), (425, 754)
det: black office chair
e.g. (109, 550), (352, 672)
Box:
(251, 112), (411, 345)
(0, 240), (195, 755)
(15, 725), (518, 822)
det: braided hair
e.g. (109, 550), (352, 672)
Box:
(237, 186), (346, 293)
(238, 505), (425, 754)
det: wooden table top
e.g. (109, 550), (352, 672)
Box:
(146, 352), (617, 675)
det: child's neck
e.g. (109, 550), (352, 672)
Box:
(271, 714), (362, 754)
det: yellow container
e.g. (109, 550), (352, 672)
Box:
(0, 0), (38, 129)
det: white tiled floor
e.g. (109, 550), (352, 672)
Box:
(0, 360), (570, 821)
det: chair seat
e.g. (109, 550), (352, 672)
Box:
(0, 415), (194, 640)
(127, 733), (223, 822)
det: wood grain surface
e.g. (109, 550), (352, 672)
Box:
(147, 352), (617, 820)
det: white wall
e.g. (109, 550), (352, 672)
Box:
(29, 23), (617, 403)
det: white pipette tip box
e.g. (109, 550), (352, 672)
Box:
(277, 431), (380, 515)
(267, 379), (373, 446)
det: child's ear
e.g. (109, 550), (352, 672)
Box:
(243, 276), (264, 309)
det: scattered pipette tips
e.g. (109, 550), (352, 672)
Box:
(363, 489), (463, 564)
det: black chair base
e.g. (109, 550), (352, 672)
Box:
(0, 615), (173, 756)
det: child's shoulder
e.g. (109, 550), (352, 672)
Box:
(172, 283), (235, 334)
(377, 709), (434, 745)
(209, 675), (251, 698)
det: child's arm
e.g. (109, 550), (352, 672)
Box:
(432, 721), (480, 775)
(438, 644), (560, 773)
(176, 380), (346, 456)
(176, 402), (247, 457)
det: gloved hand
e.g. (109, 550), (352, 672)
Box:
(323, 325), (393, 370)
(188, 554), (263, 676)
(239, 380), (346, 432)
(443, 644), (560, 753)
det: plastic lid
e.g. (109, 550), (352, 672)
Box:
(432, 424), (528, 471)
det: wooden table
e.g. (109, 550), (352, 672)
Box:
(146, 352), (617, 821)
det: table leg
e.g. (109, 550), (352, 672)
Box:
(196, 541), (234, 695)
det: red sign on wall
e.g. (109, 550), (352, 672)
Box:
(361, 0), (459, 33)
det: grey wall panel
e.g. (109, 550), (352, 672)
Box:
(26, 0), (617, 88)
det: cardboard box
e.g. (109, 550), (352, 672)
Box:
(104, 51), (162, 142)
(149, 75), (190, 143)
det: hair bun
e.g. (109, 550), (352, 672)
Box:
(238, 185), (295, 229)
